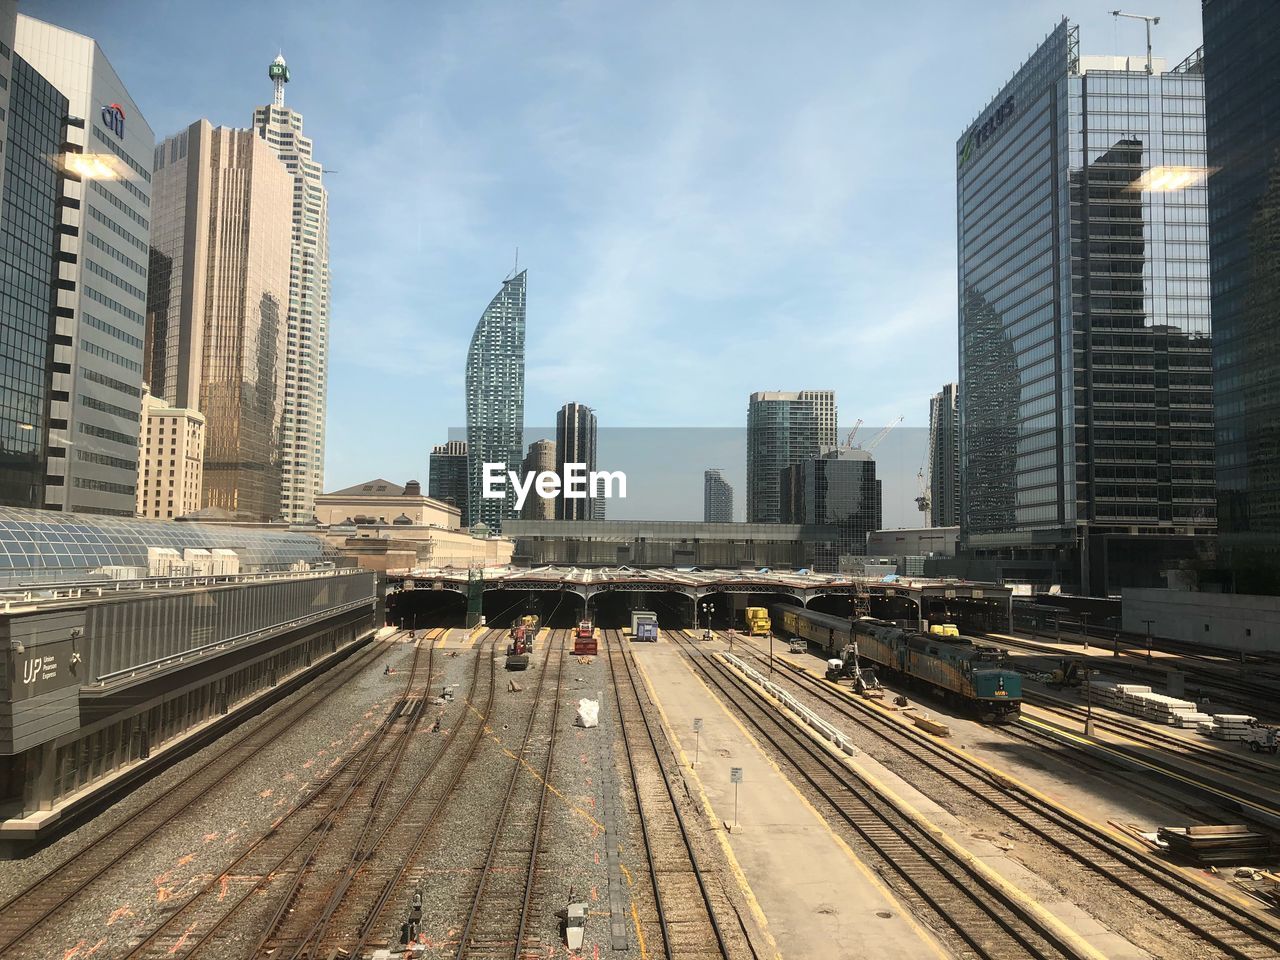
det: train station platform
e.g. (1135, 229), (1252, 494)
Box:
(629, 637), (948, 960)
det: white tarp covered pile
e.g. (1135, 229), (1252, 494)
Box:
(575, 698), (600, 728)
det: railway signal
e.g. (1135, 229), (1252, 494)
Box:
(693, 717), (703, 768)
(730, 766), (743, 829)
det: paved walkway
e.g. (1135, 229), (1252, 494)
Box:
(630, 637), (950, 960)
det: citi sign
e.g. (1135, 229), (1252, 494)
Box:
(101, 102), (126, 138)
(960, 94), (1015, 167)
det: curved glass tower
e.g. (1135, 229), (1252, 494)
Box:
(465, 270), (526, 531)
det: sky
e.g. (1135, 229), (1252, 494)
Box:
(23, 0), (1206, 525)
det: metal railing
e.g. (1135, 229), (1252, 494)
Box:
(92, 596), (376, 686)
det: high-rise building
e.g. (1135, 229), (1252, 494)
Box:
(521, 439), (556, 520)
(746, 390), (836, 522)
(704, 469), (734, 523)
(428, 440), (469, 519)
(780, 448), (881, 571)
(555, 402), (597, 521)
(928, 384), (960, 528)
(135, 387), (205, 520)
(1203, 1), (1280, 592)
(957, 20), (1215, 594)
(465, 270), (526, 532)
(16, 16), (154, 516)
(252, 55), (330, 524)
(147, 120), (293, 521)
(0, 26), (67, 510)
(0, 1), (15, 202)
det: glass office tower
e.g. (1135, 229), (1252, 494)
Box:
(0, 54), (66, 508)
(555, 402), (597, 521)
(746, 390), (836, 523)
(957, 20), (1215, 594)
(1203, 1), (1280, 592)
(428, 440), (469, 521)
(780, 449), (881, 571)
(465, 271), (526, 532)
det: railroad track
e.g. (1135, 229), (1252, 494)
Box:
(258, 630), (502, 959)
(454, 630), (567, 959)
(606, 630), (741, 960)
(119, 630), (442, 959)
(0, 629), (395, 955)
(672, 629), (1113, 960)
(1022, 690), (1280, 781)
(726, 633), (1280, 960)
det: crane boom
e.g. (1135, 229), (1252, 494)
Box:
(864, 415), (903, 453)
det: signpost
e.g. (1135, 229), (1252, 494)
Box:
(693, 718), (703, 768)
(730, 766), (743, 829)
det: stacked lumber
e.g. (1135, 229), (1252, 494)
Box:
(1198, 714), (1257, 741)
(1158, 825), (1273, 865)
(1083, 681), (1199, 724)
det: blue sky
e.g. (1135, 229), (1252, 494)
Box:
(26, 0), (1205, 523)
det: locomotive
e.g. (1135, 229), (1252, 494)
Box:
(772, 606), (1022, 723)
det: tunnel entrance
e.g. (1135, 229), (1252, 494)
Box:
(696, 592), (802, 632)
(591, 590), (694, 629)
(868, 594), (921, 626)
(386, 588), (467, 629)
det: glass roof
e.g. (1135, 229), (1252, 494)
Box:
(0, 506), (338, 586)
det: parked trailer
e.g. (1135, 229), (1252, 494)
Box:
(630, 610), (658, 635)
(771, 605), (1021, 723)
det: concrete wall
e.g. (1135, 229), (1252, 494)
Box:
(1122, 588), (1280, 653)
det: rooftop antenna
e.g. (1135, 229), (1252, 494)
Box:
(268, 51), (290, 107)
(1111, 10), (1160, 75)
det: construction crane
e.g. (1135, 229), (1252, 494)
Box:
(859, 416), (903, 454)
(916, 453), (931, 515)
(842, 418), (863, 450)
(1111, 10), (1160, 75)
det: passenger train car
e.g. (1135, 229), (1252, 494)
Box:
(772, 605), (1022, 723)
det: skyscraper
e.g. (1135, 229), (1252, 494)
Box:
(0, 25), (66, 510)
(521, 439), (556, 521)
(555, 402), (597, 521)
(428, 440), (469, 520)
(746, 390), (836, 522)
(147, 120), (293, 521)
(252, 55), (330, 525)
(780, 448), (881, 571)
(135, 388), (204, 520)
(16, 16), (154, 516)
(957, 20), (1215, 594)
(465, 270), (526, 532)
(704, 469), (734, 523)
(928, 384), (960, 528)
(1203, 1), (1280, 592)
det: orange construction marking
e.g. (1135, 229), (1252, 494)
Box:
(218, 875), (230, 902)
(61, 941), (87, 960)
(259, 788), (273, 798)
(82, 940), (107, 958)
(201, 832), (219, 843)
(168, 921), (199, 955)
(106, 906), (135, 926)
(177, 853), (195, 867)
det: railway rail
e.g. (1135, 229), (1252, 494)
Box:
(671, 629), (1089, 959)
(0, 629), (395, 955)
(727, 632), (1280, 960)
(453, 630), (567, 958)
(606, 629), (740, 960)
(118, 630), (442, 959)
(262, 630), (502, 960)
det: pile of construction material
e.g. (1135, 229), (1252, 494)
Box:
(1157, 825), (1273, 865)
(1083, 680), (1208, 726)
(1196, 714), (1257, 740)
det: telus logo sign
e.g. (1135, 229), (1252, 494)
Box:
(101, 102), (126, 138)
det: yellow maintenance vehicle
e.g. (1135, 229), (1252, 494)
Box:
(744, 606), (772, 637)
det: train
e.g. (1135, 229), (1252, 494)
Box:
(771, 605), (1022, 723)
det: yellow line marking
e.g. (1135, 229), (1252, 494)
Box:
(619, 862), (633, 885)
(630, 900), (649, 960)
(727, 654), (1110, 960)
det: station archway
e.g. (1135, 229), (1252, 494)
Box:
(696, 591), (802, 631)
(591, 590), (694, 629)
(806, 593), (861, 618)
(386, 588), (467, 629)
(481, 589), (585, 628)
